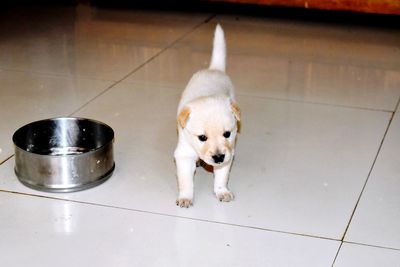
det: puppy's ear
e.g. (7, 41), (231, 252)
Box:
(177, 106), (191, 128)
(231, 102), (241, 121)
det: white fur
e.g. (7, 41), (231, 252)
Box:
(174, 24), (240, 208)
(209, 24), (226, 72)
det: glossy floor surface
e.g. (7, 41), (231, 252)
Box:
(1, 5), (400, 266)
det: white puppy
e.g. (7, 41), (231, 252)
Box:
(174, 24), (240, 208)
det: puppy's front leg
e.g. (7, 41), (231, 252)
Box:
(214, 160), (234, 202)
(175, 156), (196, 208)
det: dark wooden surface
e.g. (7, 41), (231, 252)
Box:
(208, 0), (400, 14)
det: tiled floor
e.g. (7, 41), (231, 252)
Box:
(1, 4), (400, 266)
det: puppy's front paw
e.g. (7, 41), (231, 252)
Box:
(176, 198), (193, 208)
(216, 190), (234, 202)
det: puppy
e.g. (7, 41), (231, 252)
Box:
(174, 24), (240, 208)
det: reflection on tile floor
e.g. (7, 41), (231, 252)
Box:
(0, 5), (211, 80)
(125, 16), (400, 111)
(1, 4), (400, 266)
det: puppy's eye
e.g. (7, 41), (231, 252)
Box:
(223, 131), (231, 138)
(198, 135), (208, 142)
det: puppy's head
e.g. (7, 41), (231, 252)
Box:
(178, 95), (240, 167)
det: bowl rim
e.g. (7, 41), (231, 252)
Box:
(12, 117), (115, 156)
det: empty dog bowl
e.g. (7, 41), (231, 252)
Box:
(12, 117), (115, 192)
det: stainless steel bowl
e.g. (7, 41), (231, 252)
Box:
(13, 117), (115, 192)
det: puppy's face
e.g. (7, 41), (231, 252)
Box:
(178, 96), (240, 167)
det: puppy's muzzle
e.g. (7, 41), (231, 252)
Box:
(212, 154), (225, 164)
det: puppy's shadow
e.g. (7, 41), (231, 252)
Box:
(197, 159), (214, 173)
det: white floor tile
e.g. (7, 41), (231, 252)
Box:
(125, 16), (400, 111)
(0, 81), (390, 240)
(334, 243), (400, 267)
(0, 192), (339, 267)
(0, 6), (210, 80)
(0, 70), (113, 163)
(1, 5), (399, 264)
(345, 111), (400, 249)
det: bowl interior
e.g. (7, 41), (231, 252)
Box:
(13, 118), (114, 156)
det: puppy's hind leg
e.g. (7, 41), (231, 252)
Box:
(175, 155), (197, 208)
(214, 161), (234, 202)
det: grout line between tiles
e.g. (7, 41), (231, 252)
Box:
(331, 242), (344, 267)
(342, 241), (400, 252)
(70, 14), (216, 116)
(341, 96), (400, 241)
(394, 96), (400, 113)
(236, 93), (395, 114)
(0, 154), (14, 166)
(332, 96), (400, 266)
(0, 188), (340, 244)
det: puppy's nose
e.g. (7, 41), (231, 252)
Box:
(212, 154), (225, 164)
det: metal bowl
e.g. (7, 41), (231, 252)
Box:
(12, 117), (115, 193)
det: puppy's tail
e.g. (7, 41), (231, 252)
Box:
(209, 24), (226, 72)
